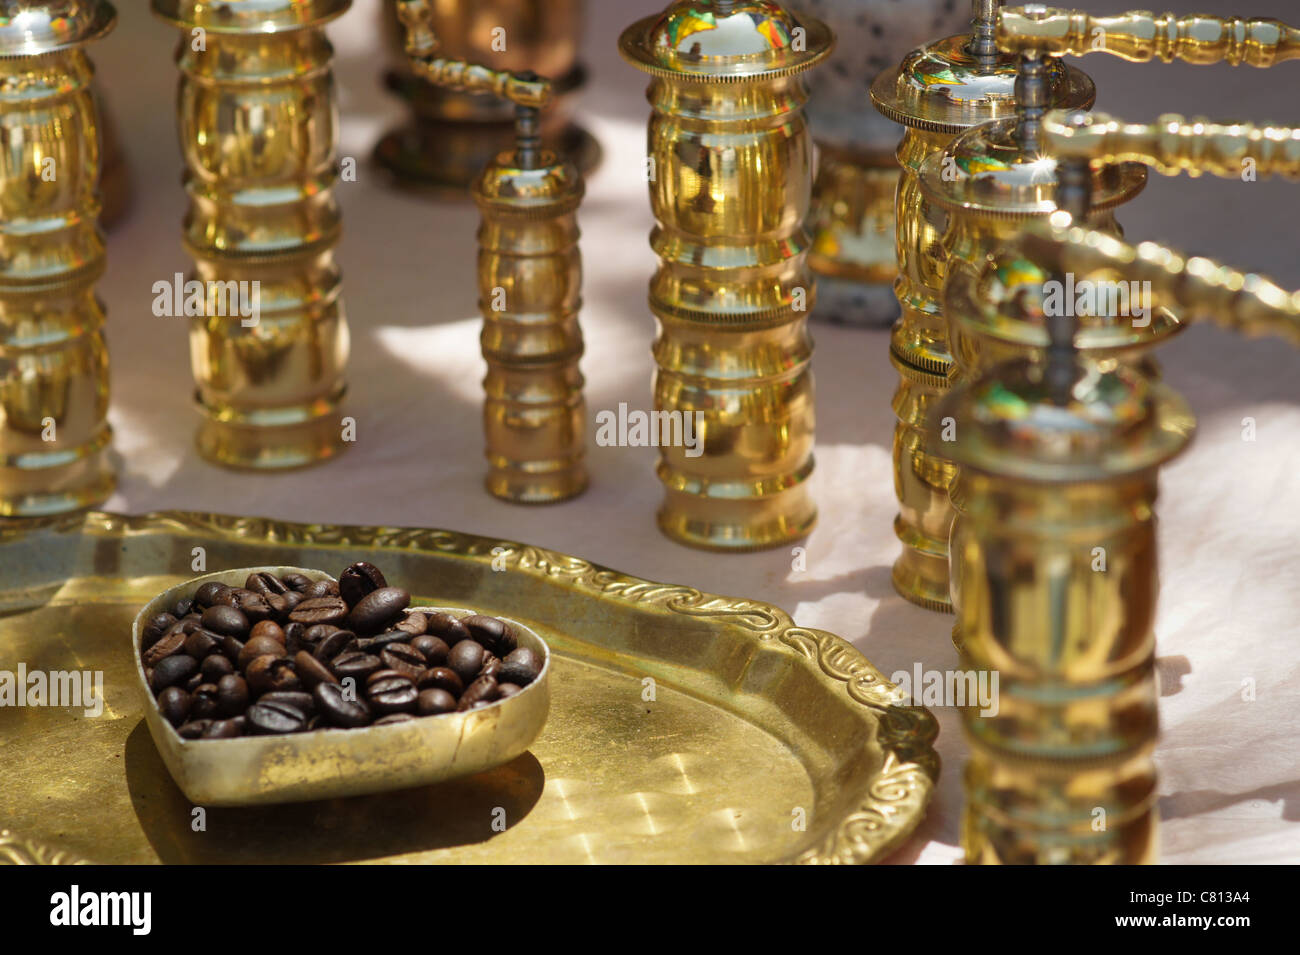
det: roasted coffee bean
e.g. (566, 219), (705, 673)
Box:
(418, 667), (463, 697)
(201, 653), (234, 682)
(246, 571), (289, 597)
(425, 612), (470, 645)
(411, 635), (449, 667)
(355, 631), (410, 654)
(380, 642), (427, 679)
(497, 683), (522, 699)
(282, 591), (304, 611)
(191, 683), (220, 720)
(183, 628), (222, 660)
(142, 612), (178, 651)
(304, 579), (340, 599)
(500, 647), (541, 687)
(313, 682), (372, 728)
(373, 713), (415, 726)
(394, 611), (427, 637)
(201, 604), (249, 638)
(330, 651), (382, 682)
(458, 675), (499, 711)
(303, 623), (338, 643)
(169, 615), (201, 637)
(365, 668), (405, 687)
(184, 672), (205, 693)
(313, 628), (357, 662)
(478, 656), (502, 680)
(367, 674), (418, 715)
(220, 634), (245, 663)
(416, 688), (457, 715)
(177, 719), (212, 739)
(210, 587), (241, 609)
(173, 596), (195, 618)
(246, 700), (307, 735)
(238, 635), (287, 670)
(283, 622), (308, 654)
(282, 573), (312, 592)
(152, 653), (198, 692)
(263, 593), (290, 616)
(249, 619), (285, 643)
(348, 587), (410, 635)
(158, 686), (191, 726)
(289, 595), (349, 626)
(142, 631), (187, 668)
(229, 589), (273, 622)
(259, 690), (315, 719)
(447, 639), (486, 684)
(217, 674), (250, 716)
(294, 651), (339, 690)
(202, 719), (244, 739)
(463, 615), (516, 656)
(339, 561), (388, 608)
(247, 655), (300, 695)
(193, 581), (229, 608)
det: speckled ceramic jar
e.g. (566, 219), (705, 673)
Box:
(802, 0), (970, 326)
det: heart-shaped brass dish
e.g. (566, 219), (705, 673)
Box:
(132, 567), (551, 806)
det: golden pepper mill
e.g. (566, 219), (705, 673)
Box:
(396, 0), (587, 503)
(0, 2), (117, 517)
(870, 0), (1095, 610)
(619, 0), (833, 551)
(152, 0), (352, 470)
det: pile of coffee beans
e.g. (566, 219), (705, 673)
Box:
(139, 562), (543, 740)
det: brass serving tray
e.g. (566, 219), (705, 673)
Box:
(0, 511), (938, 864)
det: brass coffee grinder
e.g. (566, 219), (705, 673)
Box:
(885, 3), (1300, 613)
(947, 137), (1300, 862)
(396, 0), (588, 503)
(870, 0), (1095, 610)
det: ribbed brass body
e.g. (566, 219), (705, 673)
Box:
(0, 5), (116, 517)
(955, 466), (1166, 863)
(153, 0), (351, 470)
(620, 2), (832, 551)
(475, 158), (587, 503)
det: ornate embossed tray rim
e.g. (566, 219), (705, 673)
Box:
(0, 510), (939, 865)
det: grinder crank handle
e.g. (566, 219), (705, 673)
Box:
(997, 7), (1300, 66)
(394, 0), (551, 110)
(1017, 222), (1300, 346)
(1044, 111), (1300, 181)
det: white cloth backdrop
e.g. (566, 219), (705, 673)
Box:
(93, 0), (1299, 863)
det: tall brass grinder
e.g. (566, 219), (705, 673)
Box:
(0, 2), (117, 517)
(153, 0), (352, 470)
(397, 0), (587, 502)
(620, 0), (833, 550)
(871, 0), (1095, 610)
